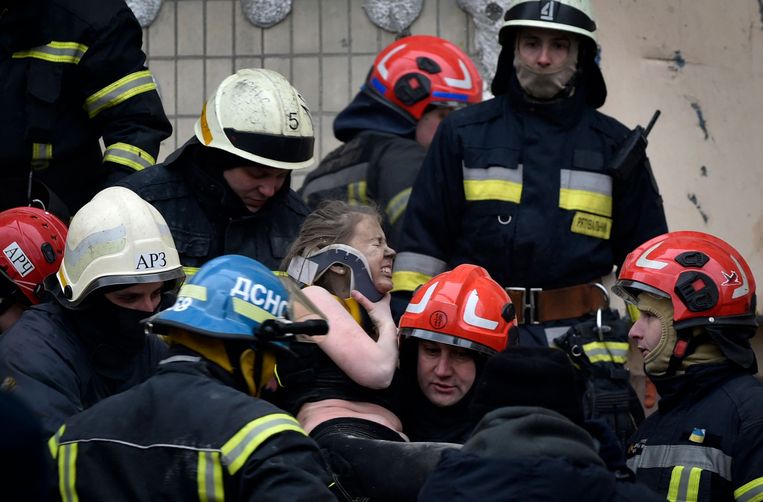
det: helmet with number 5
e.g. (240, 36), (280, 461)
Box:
(399, 264), (515, 356)
(45, 187), (184, 308)
(195, 68), (315, 170)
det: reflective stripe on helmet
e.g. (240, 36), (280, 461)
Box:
(400, 327), (496, 357)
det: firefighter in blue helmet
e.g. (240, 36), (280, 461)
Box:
(49, 254), (338, 501)
(0, 0), (171, 214)
(392, 0), (668, 345)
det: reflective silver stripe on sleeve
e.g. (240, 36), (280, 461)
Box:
(735, 476), (763, 502)
(393, 252), (448, 277)
(300, 162), (369, 200)
(221, 414), (304, 475)
(385, 187), (411, 225)
(627, 444), (732, 481)
(12, 41), (88, 63)
(85, 70), (157, 118)
(103, 142), (155, 171)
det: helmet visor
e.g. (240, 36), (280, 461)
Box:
(279, 276), (328, 342)
(612, 280), (670, 305)
(399, 327), (496, 357)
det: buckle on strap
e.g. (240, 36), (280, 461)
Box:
(506, 287), (543, 324)
(505, 283), (610, 325)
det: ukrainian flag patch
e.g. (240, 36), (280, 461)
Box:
(689, 427), (706, 443)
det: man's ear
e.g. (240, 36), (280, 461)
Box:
(329, 264), (346, 275)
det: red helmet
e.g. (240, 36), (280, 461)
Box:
(399, 264), (515, 355)
(0, 207), (68, 306)
(366, 34), (483, 121)
(614, 231), (757, 330)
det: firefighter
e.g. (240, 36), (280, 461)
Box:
(0, 206), (67, 333)
(49, 254), (337, 501)
(0, 186), (184, 436)
(397, 263), (514, 443)
(118, 68), (314, 275)
(299, 34), (482, 249)
(391, 0), (668, 345)
(613, 231), (763, 501)
(419, 347), (664, 502)
(0, 0), (171, 213)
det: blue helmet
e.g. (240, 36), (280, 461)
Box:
(147, 255), (326, 342)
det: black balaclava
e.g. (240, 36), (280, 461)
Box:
(69, 293), (162, 375)
(399, 338), (487, 443)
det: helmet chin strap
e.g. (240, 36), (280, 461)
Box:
(287, 244), (383, 302)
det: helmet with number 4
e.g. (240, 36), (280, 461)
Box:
(45, 187), (184, 308)
(0, 207), (67, 310)
(365, 35), (483, 123)
(195, 68), (315, 170)
(399, 264), (515, 356)
(492, 0), (606, 106)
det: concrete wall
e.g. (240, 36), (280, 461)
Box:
(141, 0), (763, 288)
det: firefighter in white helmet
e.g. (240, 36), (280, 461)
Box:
(0, 186), (185, 436)
(118, 68), (315, 276)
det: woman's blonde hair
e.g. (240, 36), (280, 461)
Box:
(280, 200), (382, 272)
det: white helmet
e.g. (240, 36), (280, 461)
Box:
(46, 187), (185, 308)
(501, 0), (597, 43)
(194, 68), (315, 170)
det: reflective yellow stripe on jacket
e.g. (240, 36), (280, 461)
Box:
(85, 70), (157, 118)
(385, 187), (411, 225)
(559, 169), (613, 217)
(103, 142), (155, 171)
(221, 413), (306, 475)
(463, 165), (523, 203)
(12, 41), (88, 63)
(668, 465), (702, 502)
(59, 442), (80, 502)
(347, 181), (368, 205)
(197, 450), (224, 502)
(391, 251), (447, 293)
(582, 341), (629, 364)
(735, 476), (763, 502)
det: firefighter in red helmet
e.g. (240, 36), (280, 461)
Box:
(398, 263), (516, 442)
(0, 207), (67, 333)
(613, 231), (763, 501)
(300, 34), (483, 249)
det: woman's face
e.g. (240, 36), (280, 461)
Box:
(346, 215), (396, 294)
